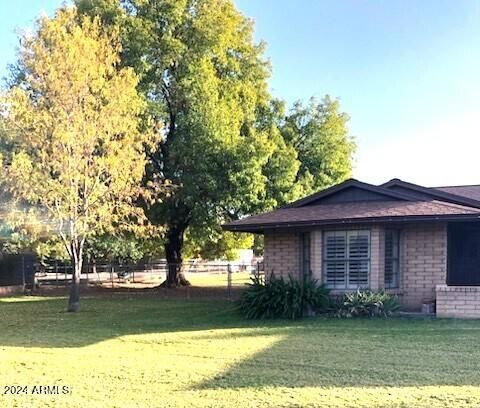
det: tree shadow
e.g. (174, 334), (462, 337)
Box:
(194, 317), (480, 389)
(0, 294), (288, 348)
(2, 295), (480, 388)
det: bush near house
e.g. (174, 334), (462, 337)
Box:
(240, 276), (400, 320)
(239, 274), (331, 319)
(334, 290), (400, 318)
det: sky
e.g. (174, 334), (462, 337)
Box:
(1, 1), (480, 187)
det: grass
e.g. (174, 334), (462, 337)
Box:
(100, 271), (252, 289)
(1, 295), (480, 407)
(186, 271), (252, 287)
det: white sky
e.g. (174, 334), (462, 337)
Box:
(355, 110), (480, 187)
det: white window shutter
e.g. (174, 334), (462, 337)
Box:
(324, 230), (370, 289)
(324, 232), (347, 288)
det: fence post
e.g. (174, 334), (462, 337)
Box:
(110, 263), (114, 289)
(55, 260), (58, 288)
(21, 255), (26, 293)
(185, 263), (190, 299)
(227, 263), (232, 301)
(64, 263), (67, 284)
(132, 263), (135, 284)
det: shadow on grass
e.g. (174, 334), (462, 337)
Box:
(0, 293), (286, 348)
(193, 317), (480, 389)
(2, 294), (480, 388)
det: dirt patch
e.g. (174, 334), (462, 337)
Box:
(31, 282), (245, 300)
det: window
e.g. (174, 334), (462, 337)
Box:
(384, 229), (400, 289)
(448, 223), (480, 285)
(301, 233), (311, 278)
(323, 230), (370, 289)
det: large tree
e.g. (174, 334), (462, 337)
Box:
(77, 0), (355, 284)
(262, 96), (355, 207)
(282, 96), (355, 193)
(0, 7), (151, 311)
(77, 0), (279, 286)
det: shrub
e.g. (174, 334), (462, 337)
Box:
(239, 274), (330, 320)
(335, 290), (400, 318)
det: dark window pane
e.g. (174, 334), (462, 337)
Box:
(301, 233), (311, 278)
(385, 229), (399, 289)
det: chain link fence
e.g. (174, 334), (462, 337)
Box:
(35, 259), (264, 299)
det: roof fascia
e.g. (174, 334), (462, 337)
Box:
(382, 179), (480, 209)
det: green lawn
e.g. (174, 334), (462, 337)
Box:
(111, 271), (252, 289)
(1, 295), (480, 407)
(186, 271), (252, 287)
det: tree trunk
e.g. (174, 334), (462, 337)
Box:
(162, 224), (190, 288)
(67, 259), (82, 312)
(67, 240), (84, 312)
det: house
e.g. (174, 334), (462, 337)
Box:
(223, 178), (480, 318)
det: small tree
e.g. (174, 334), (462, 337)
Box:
(0, 7), (152, 311)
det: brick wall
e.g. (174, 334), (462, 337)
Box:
(263, 223), (448, 311)
(264, 231), (300, 280)
(436, 285), (480, 318)
(401, 223), (447, 310)
(310, 230), (322, 281)
(370, 226), (384, 290)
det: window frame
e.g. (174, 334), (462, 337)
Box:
(384, 229), (400, 289)
(300, 232), (312, 279)
(322, 230), (371, 290)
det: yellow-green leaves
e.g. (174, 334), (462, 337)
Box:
(0, 6), (152, 249)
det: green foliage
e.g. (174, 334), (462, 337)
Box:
(32, 238), (70, 263)
(0, 6), (154, 309)
(252, 234), (264, 256)
(184, 229), (253, 261)
(0, 226), (71, 263)
(1, 6), (150, 246)
(280, 96), (356, 196)
(335, 290), (400, 318)
(83, 233), (165, 263)
(76, 1), (355, 263)
(77, 0), (275, 259)
(239, 274), (330, 320)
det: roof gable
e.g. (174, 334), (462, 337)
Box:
(382, 179), (480, 209)
(285, 179), (417, 208)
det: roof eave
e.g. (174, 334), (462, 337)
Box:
(382, 179), (480, 209)
(222, 213), (480, 233)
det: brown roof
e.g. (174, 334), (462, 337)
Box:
(224, 200), (480, 232)
(383, 179), (480, 208)
(435, 185), (480, 202)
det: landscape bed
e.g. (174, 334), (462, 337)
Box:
(1, 295), (480, 407)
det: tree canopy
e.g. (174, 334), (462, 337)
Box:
(1, 0), (356, 295)
(75, 0), (355, 285)
(0, 7), (152, 310)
